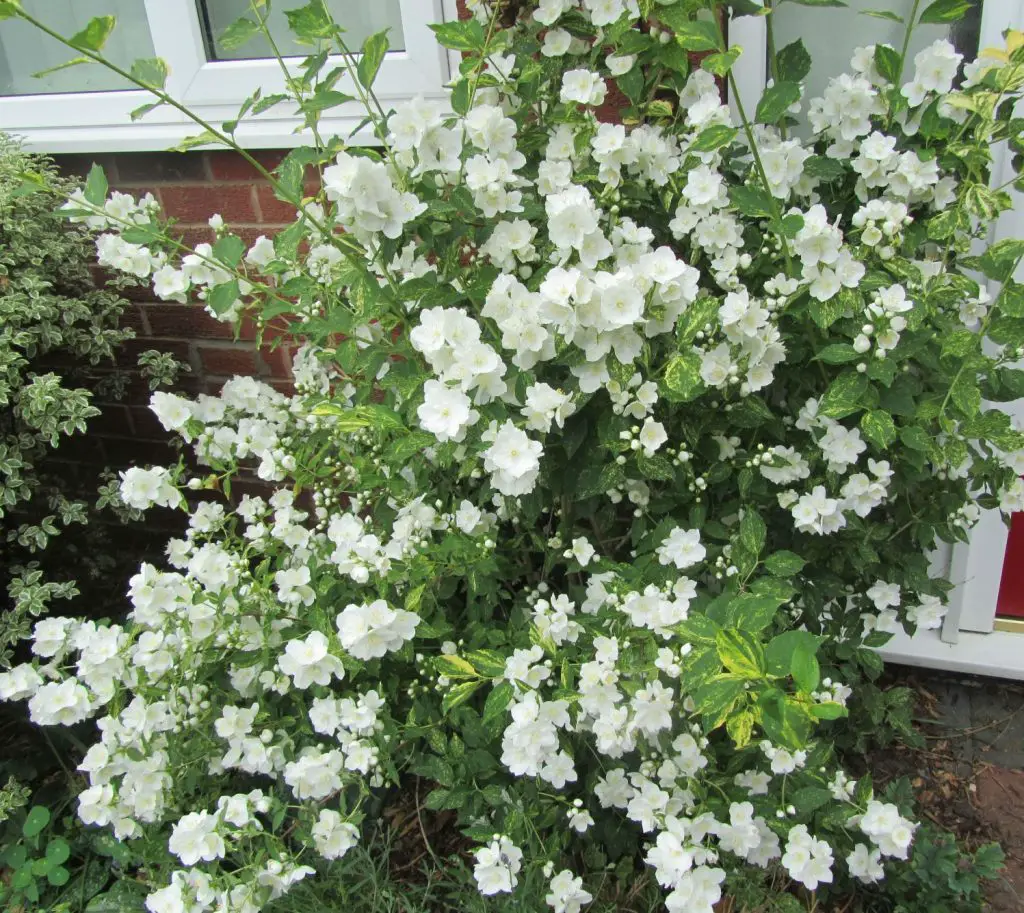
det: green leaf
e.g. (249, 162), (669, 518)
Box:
(721, 593), (787, 631)
(979, 239), (1024, 282)
(207, 279), (240, 316)
(357, 30), (389, 90)
(442, 680), (483, 714)
(45, 838), (70, 866)
(0, 2), (21, 21)
(701, 47), (741, 77)
(434, 655), (477, 679)
(803, 155), (846, 181)
(637, 451), (676, 481)
(662, 352), (704, 402)
(483, 680), (514, 723)
(760, 695), (813, 748)
(809, 701), (848, 720)
(672, 19), (722, 52)
(284, 0), (335, 42)
(816, 344), (859, 364)
(689, 125), (738, 153)
(726, 710), (756, 749)
(776, 39), (811, 83)
(900, 425), (933, 453)
(303, 88), (355, 112)
(464, 649), (506, 678)
(919, 0), (973, 24)
(83, 164), (108, 206)
(218, 16), (261, 50)
(756, 81), (801, 124)
(765, 631), (820, 678)
(129, 57), (169, 90)
(790, 640), (820, 693)
(873, 44), (902, 84)
(692, 678), (745, 726)
(792, 787), (834, 813)
(213, 235), (246, 267)
(69, 16), (115, 52)
(412, 754), (454, 787)
(47, 866), (70, 887)
(819, 372), (869, 419)
(676, 296), (719, 345)
(730, 185), (774, 218)
(169, 130), (221, 152)
(428, 20), (486, 51)
(860, 410), (897, 449)
(786, 0), (847, 5)
(23, 806), (50, 838)
(32, 56), (92, 79)
(717, 629), (766, 677)
(764, 550), (806, 576)
(862, 9), (904, 21)
(739, 509), (766, 557)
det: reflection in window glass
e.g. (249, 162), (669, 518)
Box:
(771, 0), (983, 107)
(200, 0), (405, 60)
(0, 1), (155, 96)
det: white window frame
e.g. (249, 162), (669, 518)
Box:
(726, 1), (1024, 678)
(1, 0), (461, 153)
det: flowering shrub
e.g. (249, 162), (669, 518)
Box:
(1, 0), (1023, 911)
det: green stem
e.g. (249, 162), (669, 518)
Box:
(764, 0), (787, 139)
(727, 70), (795, 274)
(896, 0), (923, 86)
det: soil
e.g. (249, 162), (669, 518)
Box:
(870, 668), (1024, 913)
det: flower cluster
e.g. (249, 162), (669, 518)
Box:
(5, 2), (1024, 913)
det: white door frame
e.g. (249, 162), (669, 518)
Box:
(726, 1), (1024, 678)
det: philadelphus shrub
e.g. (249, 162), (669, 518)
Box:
(2, 0), (1024, 911)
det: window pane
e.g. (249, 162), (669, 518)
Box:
(772, 0), (983, 108)
(200, 0), (405, 60)
(0, 0), (155, 96)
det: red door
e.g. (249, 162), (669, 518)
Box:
(997, 512), (1024, 618)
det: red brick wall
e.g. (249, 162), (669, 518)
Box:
(54, 150), (298, 471)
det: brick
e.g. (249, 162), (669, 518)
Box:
(143, 303), (235, 340)
(161, 184), (258, 224)
(260, 344), (294, 379)
(115, 151), (209, 183)
(99, 437), (179, 467)
(207, 150), (286, 181)
(198, 345), (260, 376)
(119, 304), (150, 336)
(90, 405), (134, 437)
(52, 153), (121, 182)
(254, 184), (303, 224)
(49, 434), (107, 465)
(129, 405), (175, 442)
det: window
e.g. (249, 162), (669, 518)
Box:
(728, 0), (1020, 129)
(0, 0), (458, 152)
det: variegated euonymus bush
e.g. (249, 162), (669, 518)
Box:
(0, 0), (1023, 911)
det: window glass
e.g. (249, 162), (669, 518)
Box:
(771, 0), (983, 105)
(0, 1), (155, 96)
(200, 0), (405, 60)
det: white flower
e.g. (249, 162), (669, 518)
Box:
(638, 419), (668, 456)
(120, 467), (179, 511)
(656, 528), (706, 569)
(312, 810), (360, 860)
(418, 380), (476, 442)
(560, 69), (607, 107)
(546, 869), (593, 913)
(278, 631), (344, 688)
(571, 536), (596, 566)
(336, 599), (419, 660)
(473, 836), (522, 895)
(168, 812), (225, 866)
